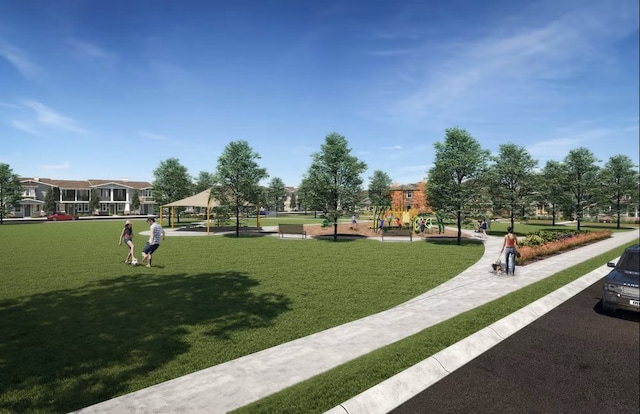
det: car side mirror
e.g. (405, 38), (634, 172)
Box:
(607, 262), (615, 268)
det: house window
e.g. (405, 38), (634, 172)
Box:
(22, 187), (36, 198)
(77, 190), (89, 201)
(62, 189), (76, 202)
(101, 189), (111, 199)
(113, 189), (127, 202)
(406, 191), (413, 198)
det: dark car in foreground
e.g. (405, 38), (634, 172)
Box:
(46, 212), (79, 221)
(601, 244), (640, 313)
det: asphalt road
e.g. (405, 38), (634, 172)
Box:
(390, 277), (640, 414)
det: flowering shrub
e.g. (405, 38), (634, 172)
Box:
(520, 229), (585, 246)
(516, 230), (612, 265)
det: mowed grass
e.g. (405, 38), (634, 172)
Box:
(235, 239), (638, 414)
(0, 219), (482, 413)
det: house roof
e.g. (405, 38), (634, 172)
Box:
(19, 177), (152, 189)
(390, 183), (422, 191)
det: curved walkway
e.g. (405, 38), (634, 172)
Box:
(76, 229), (639, 414)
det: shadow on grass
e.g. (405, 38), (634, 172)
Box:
(0, 272), (291, 413)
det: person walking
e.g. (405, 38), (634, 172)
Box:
(481, 219), (488, 238)
(118, 220), (136, 263)
(500, 226), (518, 275)
(351, 214), (358, 230)
(141, 217), (165, 268)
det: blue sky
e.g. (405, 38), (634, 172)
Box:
(1, 0), (638, 187)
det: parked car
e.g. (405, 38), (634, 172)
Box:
(601, 244), (640, 313)
(46, 212), (79, 221)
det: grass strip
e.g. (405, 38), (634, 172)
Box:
(232, 241), (636, 414)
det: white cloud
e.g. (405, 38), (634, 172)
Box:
(67, 39), (117, 67)
(21, 100), (86, 134)
(0, 38), (40, 79)
(138, 131), (167, 141)
(41, 161), (70, 170)
(381, 1), (639, 122)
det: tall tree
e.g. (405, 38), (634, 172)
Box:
(598, 155), (638, 229)
(426, 127), (490, 245)
(193, 171), (216, 194)
(44, 187), (57, 214)
(89, 188), (100, 214)
(152, 158), (193, 225)
(367, 170), (392, 207)
(213, 140), (268, 237)
(0, 163), (22, 225)
(289, 191), (297, 211)
(538, 160), (570, 226)
(301, 132), (367, 241)
(130, 190), (141, 214)
(267, 177), (287, 216)
(489, 143), (538, 230)
(564, 147), (600, 231)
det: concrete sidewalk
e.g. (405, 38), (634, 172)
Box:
(76, 229), (639, 414)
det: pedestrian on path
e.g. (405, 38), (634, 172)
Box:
(500, 226), (518, 275)
(141, 217), (165, 268)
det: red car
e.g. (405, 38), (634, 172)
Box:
(46, 212), (79, 221)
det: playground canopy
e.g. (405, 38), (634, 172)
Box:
(160, 189), (219, 233)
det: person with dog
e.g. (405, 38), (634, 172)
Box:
(500, 226), (519, 275)
(141, 217), (165, 268)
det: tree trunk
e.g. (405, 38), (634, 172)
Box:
(333, 221), (338, 242)
(456, 209), (462, 245)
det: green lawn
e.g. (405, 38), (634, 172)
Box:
(0, 220), (483, 413)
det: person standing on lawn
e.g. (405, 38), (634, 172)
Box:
(500, 226), (518, 275)
(118, 220), (136, 263)
(141, 217), (165, 268)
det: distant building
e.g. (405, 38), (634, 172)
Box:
(16, 177), (155, 217)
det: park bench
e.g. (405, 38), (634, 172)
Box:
(278, 223), (307, 239)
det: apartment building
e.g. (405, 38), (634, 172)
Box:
(17, 177), (155, 217)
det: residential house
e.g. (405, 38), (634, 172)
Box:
(17, 177), (155, 217)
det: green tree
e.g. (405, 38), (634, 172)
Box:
(289, 191), (297, 211)
(152, 158), (193, 226)
(89, 188), (100, 214)
(130, 190), (141, 214)
(301, 132), (367, 241)
(538, 160), (570, 226)
(598, 155), (638, 229)
(426, 127), (490, 245)
(488, 143), (538, 230)
(44, 187), (57, 214)
(213, 140), (269, 237)
(564, 147), (600, 231)
(0, 163), (22, 225)
(193, 171), (216, 193)
(267, 177), (287, 216)
(368, 170), (392, 207)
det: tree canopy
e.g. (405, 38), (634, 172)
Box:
(598, 154), (638, 229)
(367, 170), (392, 207)
(426, 127), (490, 245)
(0, 163), (22, 225)
(266, 177), (287, 215)
(301, 132), (367, 241)
(563, 147), (600, 231)
(489, 143), (538, 230)
(152, 158), (193, 224)
(213, 140), (268, 237)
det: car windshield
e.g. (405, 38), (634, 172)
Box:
(618, 251), (639, 273)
